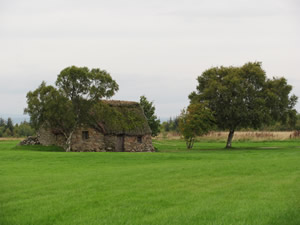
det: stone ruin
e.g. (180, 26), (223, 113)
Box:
(19, 136), (40, 145)
(37, 100), (155, 152)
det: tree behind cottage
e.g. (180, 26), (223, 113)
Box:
(25, 66), (119, 151)
(189, 62), (298, 148)
(139, 95), (160, 137)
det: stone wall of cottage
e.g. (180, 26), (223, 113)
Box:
(38, 127), (66, 148)
(124, 135), (154, 152)
(39, 127), (154, 152)
(71, 127), (105, 152)
(38, 127), (56, 145)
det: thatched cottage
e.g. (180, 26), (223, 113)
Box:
(38, 100), (154, 152)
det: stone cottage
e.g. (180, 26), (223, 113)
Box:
(38, 100), (154, 152)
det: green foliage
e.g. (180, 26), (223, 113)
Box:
(0, 127), (4, 137)
(179, 103), (215, 149)
(264, 77), (298, 126)
(14, 121), (35, 137)
(6, 118), (14, 133)
(2, 128), (13, 137)
(139, 95), (160, 136)
(0, 118), (5, 137)
(0, 117), (35, 137)
(0, 118), (5, 127)
(161, 116), (180, 132)
(296, 114), (300, 130)
(56, 66), (119, 101)
(25, 66), (119, 151)
(190, 62), (298, 148)
(25, 82), (76, 134)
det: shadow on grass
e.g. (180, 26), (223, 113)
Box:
(12, 144), (65, 152)
(154, 139), (300, 153)
(156, 146), (300, 153)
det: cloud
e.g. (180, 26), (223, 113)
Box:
(163, 0), (299, 20)
(0, 0), (299, 117)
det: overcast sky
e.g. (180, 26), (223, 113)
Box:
(0, 0), (299, 120)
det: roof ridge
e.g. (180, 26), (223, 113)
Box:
(101, 100), (139, 106)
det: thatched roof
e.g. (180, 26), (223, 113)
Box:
(103, 100), (139, 107)
(92, 100), (152, 136)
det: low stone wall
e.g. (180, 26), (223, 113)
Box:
(19, 136), (40, 145)
(124, 135), (154, 152)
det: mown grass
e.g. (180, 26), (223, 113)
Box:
(153, 139), (300, 151)
(0, 140), (300, 225)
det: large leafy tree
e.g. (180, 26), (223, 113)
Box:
(189, 62), (298, 148)
(179, 103), (215, 149)
(25, 66), (119, 151)
(139, 95), (160, 136)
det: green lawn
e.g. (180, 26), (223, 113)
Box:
(1, 139), (300, 225)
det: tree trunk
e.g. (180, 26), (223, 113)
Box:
(226, 129), (235, 149)
(186, 137), (195, 149)
(190, 138), (195, 149)
(65, 131), (74, 152)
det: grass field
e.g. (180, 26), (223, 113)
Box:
(1, 139), (300, 225)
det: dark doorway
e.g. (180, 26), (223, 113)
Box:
(116, 135), (124, 152)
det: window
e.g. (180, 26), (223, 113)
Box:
(137, 136), (142, 143)
(82, 131), (89, 140)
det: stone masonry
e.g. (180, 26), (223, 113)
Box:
(38, 127), (154, 152)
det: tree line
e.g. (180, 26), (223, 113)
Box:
(161, 117), (180, 133)
(160, 114), (300, 134)
(0, 117), (35, 137)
